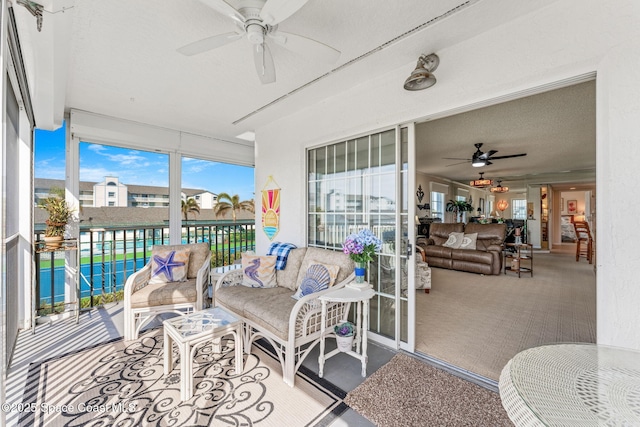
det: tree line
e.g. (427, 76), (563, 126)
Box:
(182, 192), (255, 221)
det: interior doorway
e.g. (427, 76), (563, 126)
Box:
(411, 79), (597, 382)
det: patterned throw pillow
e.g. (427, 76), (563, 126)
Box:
(148, 248), (191, 284)
(292, 262), (340, 300)
(241, 254), (278, 288)
(460, 233), (478, 250)
(442, 232), (464, 249)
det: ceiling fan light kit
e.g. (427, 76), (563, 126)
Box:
(179, 0), (340, 84)
(404, 53), (439, 91)
(444, 143), (527, 168)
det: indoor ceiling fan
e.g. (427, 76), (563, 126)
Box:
(178, 0), (341, 84)
(445, 143), (527, 167)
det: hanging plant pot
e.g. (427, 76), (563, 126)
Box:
(336, 334), (354, 352)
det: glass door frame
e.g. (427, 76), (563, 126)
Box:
(400, 123), (416, 353)
(304, 123), (417, 352)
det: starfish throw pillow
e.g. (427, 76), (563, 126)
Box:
(148, 248), (191, 284)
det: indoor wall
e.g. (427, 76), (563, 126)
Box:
(254, 0), (640, 349)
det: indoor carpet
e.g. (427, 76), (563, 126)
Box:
(415, 251), (596, 381)
(19, 329), (346, 426)
(345, 353), (513, 427)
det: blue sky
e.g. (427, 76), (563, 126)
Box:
(35, 123), (255, 200)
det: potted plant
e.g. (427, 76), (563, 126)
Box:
(446, 199), (474, 223)
(39, 196), (74, 248)
(334, 321), (355, 352)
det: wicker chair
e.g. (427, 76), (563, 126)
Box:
(124, 243), (211, 340)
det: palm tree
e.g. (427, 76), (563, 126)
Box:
(214, 193), (255, 221)
(181, 197), (200, 220)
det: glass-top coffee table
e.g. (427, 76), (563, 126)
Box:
(163, 306), (244, 400)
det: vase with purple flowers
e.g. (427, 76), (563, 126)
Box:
(342, 229), (382, 286)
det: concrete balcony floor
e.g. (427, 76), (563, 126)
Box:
(6, 303), (396, 427)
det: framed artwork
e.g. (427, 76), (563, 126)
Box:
(567, 199), (577, 214)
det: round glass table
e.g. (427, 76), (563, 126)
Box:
(499, 343), (640, 426)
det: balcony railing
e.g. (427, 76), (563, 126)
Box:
(34, 220), (255, 316)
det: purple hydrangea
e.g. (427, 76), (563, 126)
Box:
(341, 229), (383, 263)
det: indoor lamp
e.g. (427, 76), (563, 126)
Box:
(470, 172), (493, 188)
(497, 199), (509, 212)
(490, 180), (509, 193)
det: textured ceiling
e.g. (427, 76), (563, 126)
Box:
(63, 0), (476, 143)
(14, 0), (593, 188)
(416, 80), (596, 190)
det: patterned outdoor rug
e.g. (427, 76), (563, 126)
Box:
(20, 329), (346, 426)
(345, 353), (513, 426)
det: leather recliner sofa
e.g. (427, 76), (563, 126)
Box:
(417, 222), (507, 275)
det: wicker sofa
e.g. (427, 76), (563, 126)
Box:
(417, 222), (506, 275)
(214, 247), (354, 387)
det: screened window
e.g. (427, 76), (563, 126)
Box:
(431, 192), (444, 221)
(307, 128), (399, 340)
(456, 195), (468, 223)
(512, 199), (527, 219)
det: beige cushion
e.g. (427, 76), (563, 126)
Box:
(152, 243), (210, 279)
(129, 278), (197, 309)
(292, 261), (340, 300)
(442, 232), (464, 249)
(243, 289), (298, 341)
(295, 247), (354, 288)
(276, 248), (307, 291)
(460, 233), (478, 250)
(241, 254), (278, 288)
(148, 247), (190, 284)
(216, 286), (295, 341)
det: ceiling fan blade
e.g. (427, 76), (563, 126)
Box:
(197, 0), (244, 25)
(253, 43), (276, 84)
(268, 31), (340, 64)
(478, 149), (498, 160)
(446, 161), (470, 167)
(177, 32), (242, 56)
(443, 157), (471, 161)
(260, 0), (309, 25)
(490, 153), (527, 160)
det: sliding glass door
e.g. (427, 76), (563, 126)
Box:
(307, 125), (415, 349)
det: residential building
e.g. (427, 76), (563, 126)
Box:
(34, 178), (218, 209)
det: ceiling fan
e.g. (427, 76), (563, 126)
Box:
(445, 143), (527, 167)
(178, 0), (341, 84)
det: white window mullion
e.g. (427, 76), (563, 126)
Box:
(169, 153), (182, 244)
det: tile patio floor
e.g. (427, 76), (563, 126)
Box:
(6, 303), (396, 427)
